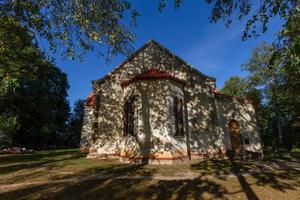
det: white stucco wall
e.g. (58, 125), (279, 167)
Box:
(215, 96), (263, 153)
(87, 41), (194, 160)
(80, 106), (94, 151)
(80, 40), (262, 162)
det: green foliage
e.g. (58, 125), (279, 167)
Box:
(245, 42), (299, 148)
(0, 115), (17, 147)
(12, 62), (70, 148)
(291, 147), (300, 153)
(205, 0), (298, 40)
(222, 39), (300, 149)
(242, 42), (276, 88)
(276, 13), (300, 117)
(0, 0), (297, 61)
(162, 0), (298, 40)
(221, 76), (247, 98)
(66, 100), (85, 147)
(0, 17), (70, 148)
(158, 0), (183, 11)
(0, 0), (139, 60)
(275, 17), (300, 147)
(221, 76), (262, 105)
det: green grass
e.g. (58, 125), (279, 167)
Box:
(292, 148), (300, 153)
(0, 149), (262, 183)
(0, 149), (300, 200)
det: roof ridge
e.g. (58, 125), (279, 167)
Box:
(146, 40), (216, 80)
(92, 39), (216, 84)
(92, 40), (154, 84)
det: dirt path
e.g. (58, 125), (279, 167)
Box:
(0, 167), (275, 192)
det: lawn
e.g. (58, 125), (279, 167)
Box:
(0, 149), (299, 200)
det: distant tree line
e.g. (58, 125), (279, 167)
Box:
(0, 17), (84, 149)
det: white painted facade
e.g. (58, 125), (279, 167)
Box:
(80, 40), (262, 164)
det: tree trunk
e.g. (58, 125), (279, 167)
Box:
(272, 76), (283, 148)
(276, 114), (283, 146)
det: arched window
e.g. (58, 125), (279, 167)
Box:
(123, 96), (135, 135)
(174, 96), (184, 137)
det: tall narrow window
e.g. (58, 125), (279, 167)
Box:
(124, 96), (135, 135)
(174, 96), (184, 136)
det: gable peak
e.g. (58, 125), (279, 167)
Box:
(93, 39), (215, 84)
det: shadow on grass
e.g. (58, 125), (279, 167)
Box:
(0, 149), (86, 176)
(191, 159), (257, 178)
(1, 150), (300, 200)
(230, 159), (259, 200)
(263, 151), (300, 163)
(0, 149), (81, 165)
(191, 158), (300, 200)
(0, 149), (156, 185)
(50, 163), (156, 181)
(0, 150), (230, 199)
(0, 175), (230, 200)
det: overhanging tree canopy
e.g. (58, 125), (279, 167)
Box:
(0, 0), (139, 60)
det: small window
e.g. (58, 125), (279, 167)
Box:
(174, 96), (184, 137)
(123, 96), (135, 135)
(244, 135), (250, 145)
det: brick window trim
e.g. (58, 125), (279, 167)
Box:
(174, 96), (184, 137)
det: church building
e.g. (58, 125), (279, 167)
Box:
(80, 40), (262, 164)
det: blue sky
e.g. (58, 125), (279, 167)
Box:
(52, 1), (282, 108)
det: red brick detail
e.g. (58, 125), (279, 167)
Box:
(119, 154), (189, 160)
(85, 92), (95, 106)
(121, 69), (186, 88)
(213, 89), (254, 104)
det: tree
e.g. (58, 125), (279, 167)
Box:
(0, 0), (139, 59)
(221, 76), (262, 106)
(0, 17), (70, 148)
(206, 0), (299, 40)
(221, 76), (247, 98)
(276, 12), (300, 117)
(0, 16), (38, 147)
(1, 1), (298, 60)
(242, 42), (285, 146)
(161, 0), (299, 40)
(12, 63), (70, 148)
(67, 100), (85, 147)
(2, 0), (296, 60)
(242, 41), (300, 148)
(273, 12), (300, 148)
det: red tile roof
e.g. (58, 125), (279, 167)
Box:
(85, 92), (95, 106)
(121, 69), (186, 88)
(213, 89), (254, 104)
